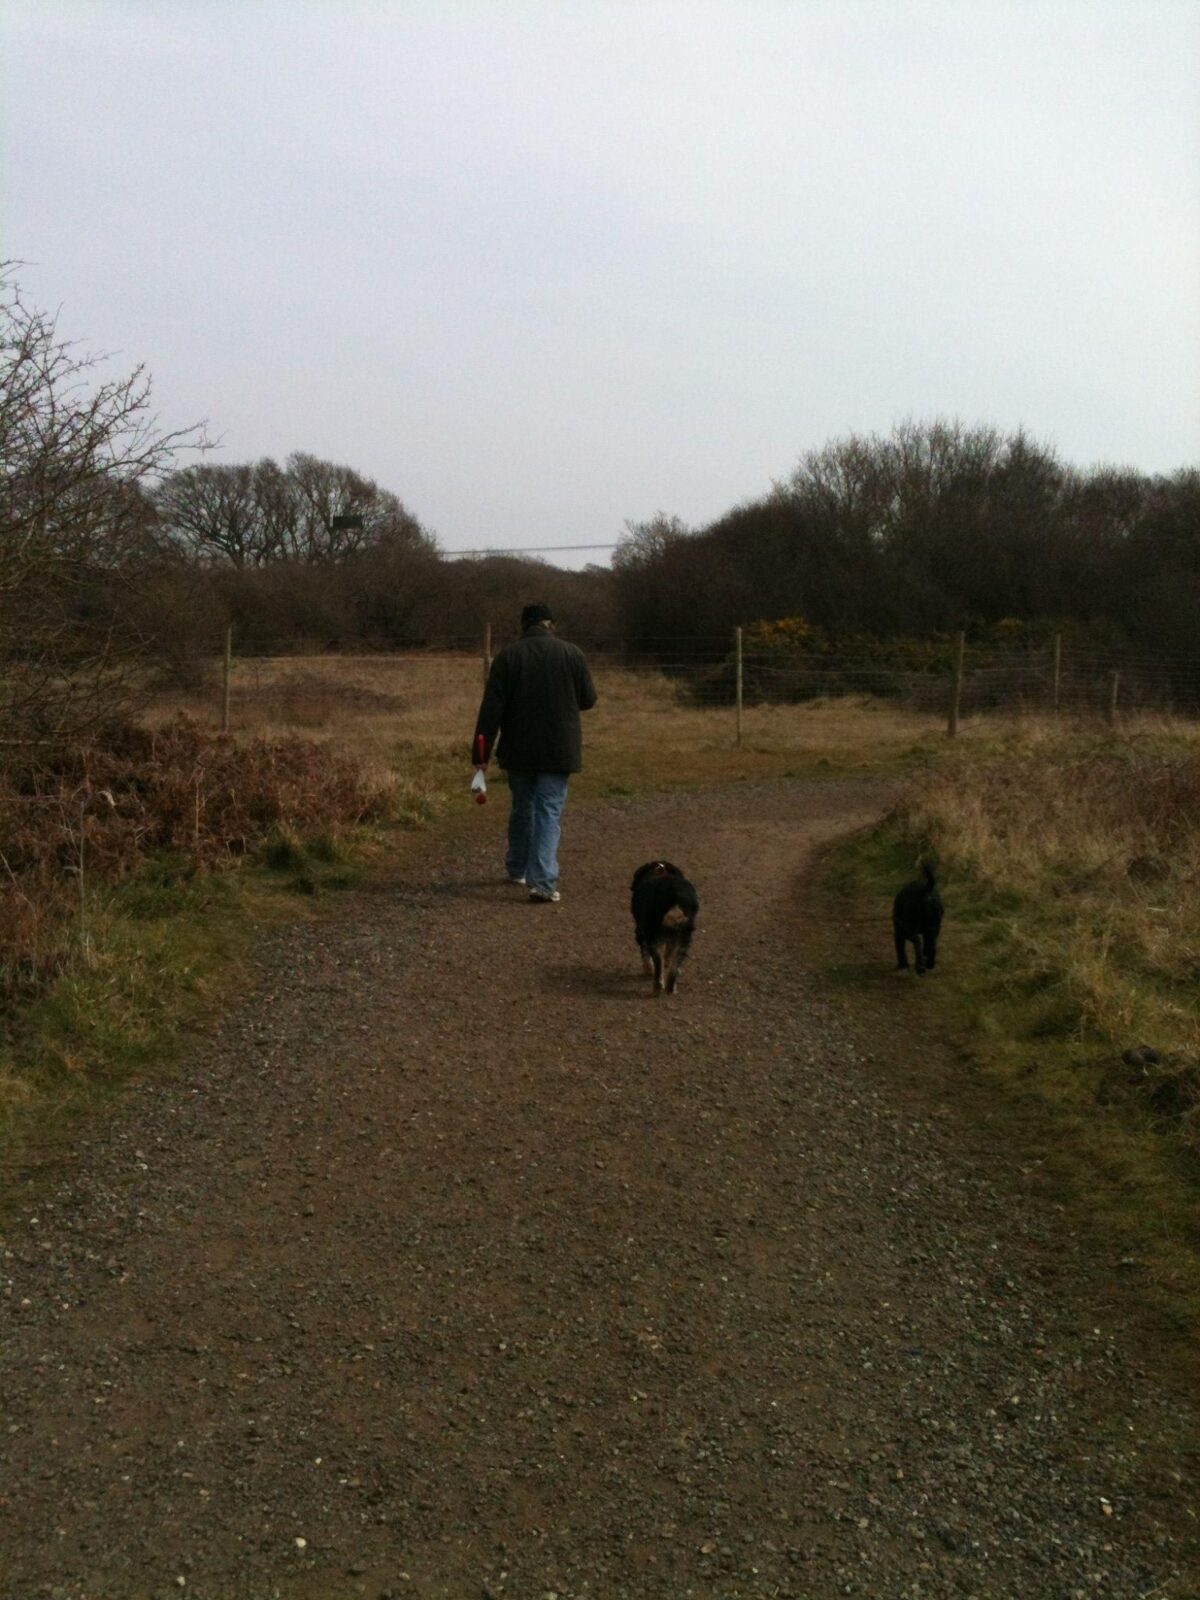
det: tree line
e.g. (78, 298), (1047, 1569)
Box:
(148, 455), (618, 658)
(2, 267), (1196, 749)
(164, 422), (1195, 669)
(614, 422), (1199, 664)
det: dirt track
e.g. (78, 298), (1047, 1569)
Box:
(0, 780), (1195, 1600)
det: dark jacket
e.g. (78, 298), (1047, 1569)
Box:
(473, 626), (597, 773)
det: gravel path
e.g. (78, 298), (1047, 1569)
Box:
(0, 780), (1195, 1600)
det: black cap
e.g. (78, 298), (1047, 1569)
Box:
(520, 602), (554, 629)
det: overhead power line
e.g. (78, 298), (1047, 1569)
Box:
(444, 542), (621, 558)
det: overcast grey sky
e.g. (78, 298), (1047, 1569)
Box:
(4, 0), (1198, 561)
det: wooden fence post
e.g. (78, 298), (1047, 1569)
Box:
(735, 626), (743, 747)
(221, 624), (232, 732)
(483, 622), (492, 687)
(1108, 669), (1119, 728)
(78, 797), (88, 955)
(1052, 634), (1062, 715)
(947, 631), (965, 738)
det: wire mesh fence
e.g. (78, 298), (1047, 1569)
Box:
(140, 630), (1200, 740)
(605, 640), (1200, 719)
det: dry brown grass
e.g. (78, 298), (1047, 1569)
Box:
(901, 716), (1200, 1142)
(821, 711), (1200, 1318)
(0, 720), (398, 1019)
(0, 706), (415, 1152)
(149, 652), (950, 799)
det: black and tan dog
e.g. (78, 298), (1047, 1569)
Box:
(630, 860), (699, 995)
(892, 861), (943, 975)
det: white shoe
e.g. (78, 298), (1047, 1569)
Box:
(528, 888), (560, 903)
(507, 875), (526, 886)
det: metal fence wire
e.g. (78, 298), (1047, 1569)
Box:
(602, 639), (1200, 719)
(162, 631), (1200, 734)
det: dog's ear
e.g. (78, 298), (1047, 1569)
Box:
(631, 862), (654, 890)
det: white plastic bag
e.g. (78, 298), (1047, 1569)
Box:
(470, 768), (487, 804)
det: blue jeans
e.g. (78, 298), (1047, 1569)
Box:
(505, 771), (569, 894)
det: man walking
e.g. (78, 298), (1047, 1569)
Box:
(472, 603), (597, 903)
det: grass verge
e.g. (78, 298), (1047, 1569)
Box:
(0, 826), (393, 1206)
(822, 718), (1200, 1332)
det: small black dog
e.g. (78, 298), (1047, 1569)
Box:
(630, 861), (699, 995)
(892, 862), (943, 975)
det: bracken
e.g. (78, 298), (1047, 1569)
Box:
(0, 717), (395, 1008)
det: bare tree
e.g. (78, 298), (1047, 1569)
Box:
(0, 266), (205, 744)
(155, 451), (433, 568)
(613, 513), (689, 571)
(252, 456), (297, 560)
(284, 451), (427, 562)
(154, 461), (280, 566)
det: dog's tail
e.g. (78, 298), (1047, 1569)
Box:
(920, 861), (937, 889)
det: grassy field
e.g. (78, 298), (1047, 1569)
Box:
(7, 652), (1200, 1324)
(151, 650), (954, 799)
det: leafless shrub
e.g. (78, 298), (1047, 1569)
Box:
(0, 266), (205, 748)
